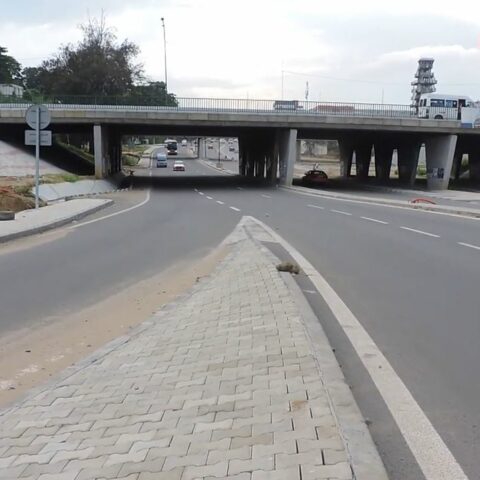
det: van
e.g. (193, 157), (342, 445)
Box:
(156, 152), (168, 168)
(418, 93), (473, 120)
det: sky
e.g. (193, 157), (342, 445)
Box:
(2, 0), (480, 103)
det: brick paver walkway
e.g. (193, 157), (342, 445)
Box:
(0, 233), (352, 479)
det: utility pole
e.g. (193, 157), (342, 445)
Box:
(161, 17), (168, 91)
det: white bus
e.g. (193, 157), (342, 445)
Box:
(418, 93), (473, 120)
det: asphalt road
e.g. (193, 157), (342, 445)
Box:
(1, 152), (479, 479)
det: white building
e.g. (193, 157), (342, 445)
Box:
(0, 84), (24, 97)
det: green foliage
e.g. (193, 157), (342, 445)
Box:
(0, 46), (22, 84)
(23, 16), (143, 97)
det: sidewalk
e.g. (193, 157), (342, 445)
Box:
(0, 218), (386, 480)
(0, 199), (113, 243)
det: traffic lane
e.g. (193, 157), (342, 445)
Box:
(0, 186), (239, 335)
(151, 157), (212, 177)
(282, 186), (480, 237)
(231, 185), (480, 249)
(194, 185), (480, 479)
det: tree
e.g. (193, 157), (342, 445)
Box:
(129, 81), (177, 106)
(23, 16), (144, 98)
(0, 46), (22, 84)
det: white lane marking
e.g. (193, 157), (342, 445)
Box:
(216, 201), (225, 205)
(194, 188), (198, 192)
(307, 204), (325, 210)
(282, 186), (480, 222)
(361, 216), (389, 225)
(331, 209), (352, 216)
(206, 196), (213, 200)
(458, 241), (480, 251)
(198, 192), (204, 196)
(247, 216), (468, 480)
(261, 194), (272, 199)
(237, 187), (244, 191)
(69, 189), (151, 230)
(229, 206), (241, 212)
(400, 226), (440, 238)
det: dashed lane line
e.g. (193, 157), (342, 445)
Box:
(400, 226), (440, 238)
(216, 201), (225, 205)
(206, 196), (213, 200)
(458, 242), (480, 251)
(361, 216), (389, 225)
(229, 206), (241, 212)
(331, 209), (352, 216)
(261, 194), (272, 199)
(307, 204), (325, 210)
(198, 192), (204, 196)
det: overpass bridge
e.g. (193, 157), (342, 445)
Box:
(1, 96), (480, 189)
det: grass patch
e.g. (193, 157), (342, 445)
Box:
(41, 173), (85, 184)
(122, 153), (140, 167)
(55, 140), (94, 164)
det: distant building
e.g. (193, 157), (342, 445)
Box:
(0, 84), (24, 97)
(410, 58), (437, 109)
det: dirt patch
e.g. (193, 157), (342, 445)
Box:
(0, 244), (229, 407)
(0, 186), (35, 212)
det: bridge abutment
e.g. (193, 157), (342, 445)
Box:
(94, 125), (122, 179)
(424, 134), (457, 190)
(355, 141), (373, 180)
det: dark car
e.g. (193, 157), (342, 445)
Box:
(302, 169), (328, 187)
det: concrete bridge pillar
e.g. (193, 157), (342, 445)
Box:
(278, 129), (297, 186)
(374, 142), (394, 182)
(452, 150), (463, 180)
(265, 136), (278, 184)
(198, 137), (206, 159)
(94, 125), (108, 179)
(424, 134), (457, 190)
(355, 141), (373, 180)
(338, 138), (354, 177)
(397, 140), (421, 186)
(468, 151), (480, 181)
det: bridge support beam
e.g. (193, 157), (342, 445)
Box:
(198, 137), (206, 159)
(94, 125), (108, 179)
(374, 142), (394, 182)
(397, 140), (421, 186)
(278, 129), (297, 186)
(338, 138), (354, 177)
(425, 134), (457, 190)
(355, 141), (373, 180)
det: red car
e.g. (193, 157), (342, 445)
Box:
(302, 169), (328, 186)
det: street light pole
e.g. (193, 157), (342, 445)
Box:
(161, 17), (168, 92)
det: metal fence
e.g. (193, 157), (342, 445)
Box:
(0, 94), (421, 119)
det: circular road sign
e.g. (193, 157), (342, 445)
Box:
(26, 104), (51, 130)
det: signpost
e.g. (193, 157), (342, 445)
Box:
(25, 105), (51, 209)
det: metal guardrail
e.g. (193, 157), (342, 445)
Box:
(0, 95), (422, 119)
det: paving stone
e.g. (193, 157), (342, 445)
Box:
(0, 235), (356, 480)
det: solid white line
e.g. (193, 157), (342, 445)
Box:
(206, 196), (213, 200)
(69, 189), (151, 230)
(261, 194), (272, 199)
(307, 204), (325, 210)
(216, 201), (225, 205)
(247, 215), (468, 480)
(331, 209), (352, 216)
(229, 206), (241, 212)
(458, 241), (480, 251)
(400, 226), (440, 238)
(361, 216), (389, 225)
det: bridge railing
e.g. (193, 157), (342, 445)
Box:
(0, 94), (420, 119)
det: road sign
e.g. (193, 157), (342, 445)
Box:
(25, 104), (51, 130)
(25, 130), (52, 146)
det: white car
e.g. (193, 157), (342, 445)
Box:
(173, 160), (185, 172)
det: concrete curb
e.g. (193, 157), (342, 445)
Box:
(199, 158), (237, 175)
(283, 185), (480, 218)
(0, 199), (114, 244)
(248, 230), (388, 480)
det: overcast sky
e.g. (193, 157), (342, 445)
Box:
(2, 0), (480, 103)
